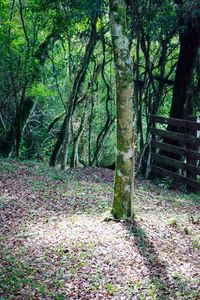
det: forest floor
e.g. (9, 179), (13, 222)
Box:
(0, 160), (199, 300)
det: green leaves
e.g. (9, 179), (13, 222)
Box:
(27, 83), (53, 103)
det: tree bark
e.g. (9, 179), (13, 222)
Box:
(109, 0), (135, 219)
(0, 97), (34, 158)
(70, 114), (86, 168)
(169, 5), (200, 119)
(49, 15), (98, 169)
(61, 15), (98, 170)
(159, 1), (200, 169)
(49, 114), (68, 167)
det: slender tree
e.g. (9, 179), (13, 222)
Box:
(49, 15), (98, 169)
(109, 0), (135, 219)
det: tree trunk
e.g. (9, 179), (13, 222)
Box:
(70, 117), (85, 168)
(49, 114), (68, 167)
(50, 16), (98, 169)
(110, 0), (135, 219)
(160, 1), (200, 169)
(88, 97), (94, 166)
(0, 97), (34, 158)
(169, 10), (200, 119)
(61, 110), (72, 170)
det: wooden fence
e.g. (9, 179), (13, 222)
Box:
(149, 115), (200, 192)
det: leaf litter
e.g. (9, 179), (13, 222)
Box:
(0, 160), (199, 299)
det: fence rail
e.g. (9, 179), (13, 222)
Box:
(149, 115), (200, 193)
(150, 115), (200, 130)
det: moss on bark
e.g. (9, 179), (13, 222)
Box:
(109, 0), (135, 220)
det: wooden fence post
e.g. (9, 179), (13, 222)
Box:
(186, 116), (199, 193)
(148, 116), (156, 179)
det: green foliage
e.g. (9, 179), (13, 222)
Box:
(27, 83), (53, 102)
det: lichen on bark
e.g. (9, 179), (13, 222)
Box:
(109, 0), (135, 220)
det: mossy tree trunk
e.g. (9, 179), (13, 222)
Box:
(109, 0), (135, 219)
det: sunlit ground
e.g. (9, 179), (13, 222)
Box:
(0, 160), (199, 299)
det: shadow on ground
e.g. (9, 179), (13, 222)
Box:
(124, 219), (199, 299)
